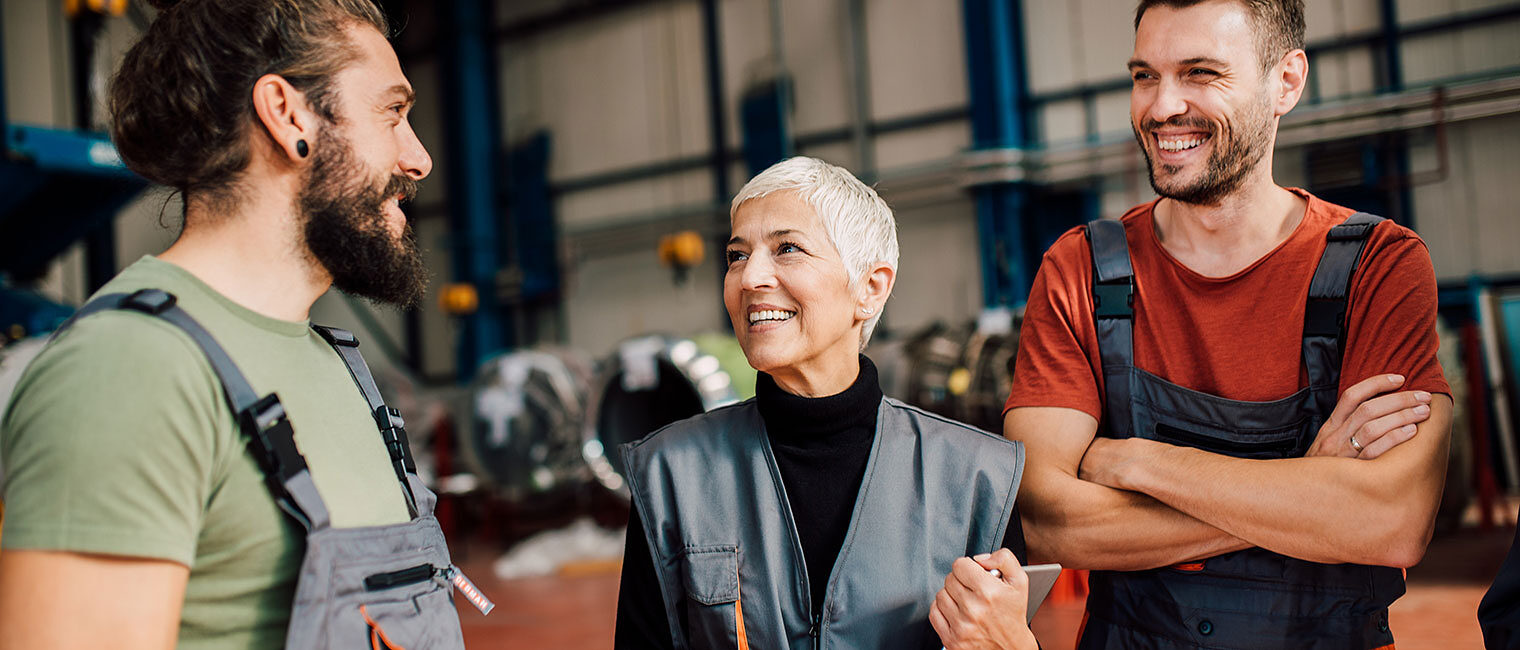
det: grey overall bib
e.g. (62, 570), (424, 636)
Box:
(622, 397), (1024, 650)
(1077, 214), (1404, 649)
(59, 289), (487, 649)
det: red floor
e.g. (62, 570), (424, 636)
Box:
(456, 524), (1514, 648)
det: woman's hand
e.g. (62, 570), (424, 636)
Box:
(930, 548), (1038, 650)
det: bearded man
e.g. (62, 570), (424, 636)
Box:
(0, 1), (470, 648)
(1003, 0), (1453, 647)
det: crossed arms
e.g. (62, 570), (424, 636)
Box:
(1009, 374), (1453, 571)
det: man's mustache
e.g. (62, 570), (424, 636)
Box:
(385, 174), (420, 205)
(1139, 115), (1214, 133)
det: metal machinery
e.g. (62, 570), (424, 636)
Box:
(0, 3), (146, 340)
(463, 348), (595, 505)
(582, 335), (749, 495)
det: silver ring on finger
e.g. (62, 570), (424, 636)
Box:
(1349, 434), (1364, 453)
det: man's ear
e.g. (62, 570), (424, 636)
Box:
(250, 73), (319, 163)
(855, 261), (896, 322)
(1273, 49), (1309, 117)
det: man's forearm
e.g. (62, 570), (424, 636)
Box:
(1021, 468), (1253, 571)
(1114, 398), (1452, 566)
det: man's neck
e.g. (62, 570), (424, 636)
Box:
(157, 190), (330, 322)
(1152, 176), (1308, 278)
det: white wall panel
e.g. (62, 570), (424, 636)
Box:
(1023, 0), (1078, 95)
(1311, 47), (1379, 101)
(1074, 0), (1137, 86)
(557, 168), (712, 231)
(777, 0), (852, 134)
(1092, 89), (1131, 138)
(1039, 98), (1087, 146)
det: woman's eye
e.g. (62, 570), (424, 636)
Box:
(777, 242), (802, 255)
(725, 249), (747, 264)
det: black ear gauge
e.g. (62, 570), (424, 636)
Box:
(296, 139), (309, 158)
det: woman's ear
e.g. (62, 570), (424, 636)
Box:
(856, 261), (896, 319)
(250, 73), (320, 163)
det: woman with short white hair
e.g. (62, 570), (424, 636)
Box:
(615, 156), (1035, 649)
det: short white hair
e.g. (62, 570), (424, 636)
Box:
(731, 156), (899, 348)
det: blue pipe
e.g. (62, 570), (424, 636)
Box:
(439, 0), (509, 379)
(963, 0), (1035, 309)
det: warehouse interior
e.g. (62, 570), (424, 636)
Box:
(1, 0), (1519, 646)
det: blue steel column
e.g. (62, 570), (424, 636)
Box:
(440, 0), (509, 379)
(963, 0), (1034, 310)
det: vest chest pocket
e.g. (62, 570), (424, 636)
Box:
(681, 546), (749, 649)
(326, 552), (466, 650)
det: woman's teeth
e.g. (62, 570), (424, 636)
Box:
(748, 309), (796, 324)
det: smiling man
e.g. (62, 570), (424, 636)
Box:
(0, 1), (468, 648)
(1004, 1), (1452, 647)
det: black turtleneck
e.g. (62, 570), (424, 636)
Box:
(614, 356), (1025, 649)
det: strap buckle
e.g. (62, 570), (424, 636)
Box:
(374, 405), (416, 473)
(240, 394), (307, 486)
(313, 325), (360, 348)
(1094, 280), (1134, 319)
(1327, 222), (1376, 242)
(122, 288), (177, 315)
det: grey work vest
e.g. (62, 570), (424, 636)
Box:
(1079, 214), (1405, 649)
(622, 397), (1024, 650)
(58, 289), (486, 649)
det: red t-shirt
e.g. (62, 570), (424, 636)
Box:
(1006, 189), (1449, 421)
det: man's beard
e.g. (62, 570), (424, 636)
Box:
(299, 129), (429, 309)
(1134, 92), (1275, 206)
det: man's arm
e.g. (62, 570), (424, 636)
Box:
(0, 550), (187, 649)
(1008, 406), (1251, 570)
(1084, 395), (1451, 567)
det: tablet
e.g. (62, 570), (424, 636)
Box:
(1023, 563), (1062, 624)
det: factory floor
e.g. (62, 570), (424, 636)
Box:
(452, 520), (1514, 649)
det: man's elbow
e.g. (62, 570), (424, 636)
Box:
(1367, 506), (1436, 568)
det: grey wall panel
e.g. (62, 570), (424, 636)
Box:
(1074, 0), (1136, 86)
(563, 249), (726, 356)
(1023, 0), (1079, 95)
(406, 59), (450, 216)
(1413, 113), (1520, 280)
(873, 119), (970, 170)
(500, 2), (710, 181)
(1400, 19), (1520, 87)
(1040, 98), (1087, 146)
(413, 216), (458, 379)
(884, 197), (982, 333)
(1398, 0), (1515, 24)
(777, 0), (853, 134)
(1093, 89), (1131, 138)
(867, 0), (969, 121)
(1307, 0), (1381, 42)
(1311, 47), (1379, 101)
(1098, 162), (1155, 220)
(2, 0), (70, 128)
(557, 168), (712, 231)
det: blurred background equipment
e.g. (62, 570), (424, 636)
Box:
(7, 0), (1520, 645)
(582, 334), (752, 495)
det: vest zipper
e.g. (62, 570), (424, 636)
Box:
(809, 612), (822, 650)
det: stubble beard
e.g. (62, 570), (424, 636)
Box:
(298, 126), (429, 309)
(1134, 91), (1275, 206)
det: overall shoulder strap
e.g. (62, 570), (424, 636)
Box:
(311, 324), (419, 519)
(1302, 212), (1386, 389)
(1085, 219), (1135, 437)
(59, 289), (331, 530)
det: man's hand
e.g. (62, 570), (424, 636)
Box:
(930, 548), (1038, 650)
(1308, 374), (1433, 459)
(1079, 437), (1154, 491)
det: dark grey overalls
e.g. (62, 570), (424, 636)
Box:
(59, 289), (489, 649)
(1077, 213), (1404, 649)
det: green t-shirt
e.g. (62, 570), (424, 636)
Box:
(0, 256), (411, 648)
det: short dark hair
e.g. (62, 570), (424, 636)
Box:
(109, 0), (389, 203)
(1134, 0), (1305, 70)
